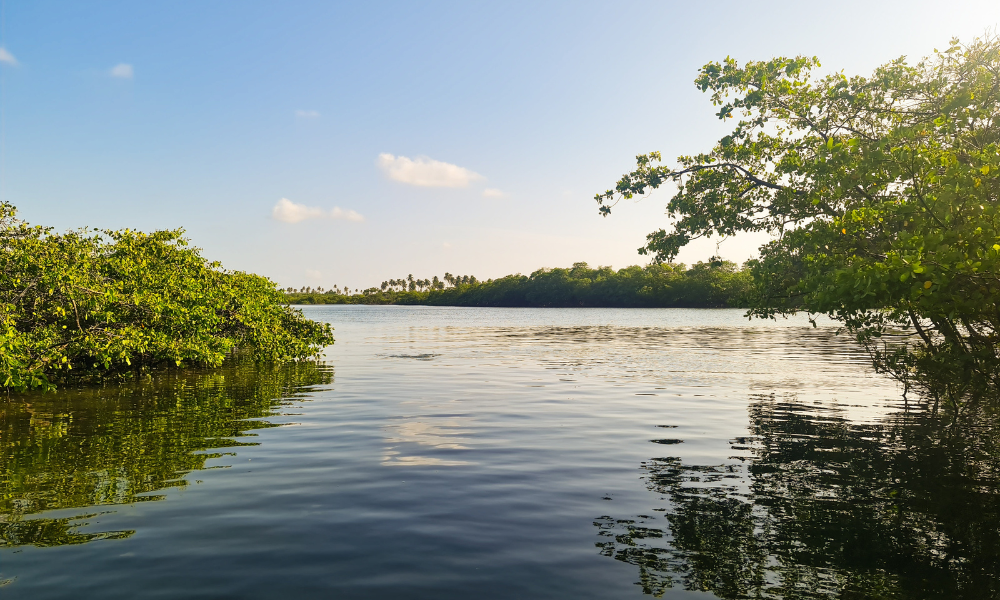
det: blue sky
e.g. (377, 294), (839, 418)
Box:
(3, 1), (1000, 288)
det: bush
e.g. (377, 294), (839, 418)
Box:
(0, 204), (333, 391)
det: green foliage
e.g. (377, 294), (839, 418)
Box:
(597, 35), (1000, 394)
(0, 204), (333, 391)
(283, 261), (753, 308)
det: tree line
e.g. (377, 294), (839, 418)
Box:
(284, 273), (480, 295)
(282, 260), (751, 308)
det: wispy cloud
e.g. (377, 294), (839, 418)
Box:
(296, 109), (320, 118)
(273, 198), (324, 223)
(110, 63), (133, 79)
(482, 188), (505, 198)
(0, 48), (18, 66)
(271, 198), (364, 223)
(377, 153), (483, 188)
(330, 206), (365, 222)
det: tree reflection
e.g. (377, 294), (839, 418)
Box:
(596, 394), (1000, 599)
(1, 360), (332, 548)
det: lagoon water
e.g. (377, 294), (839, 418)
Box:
(2, 307), (998, 599)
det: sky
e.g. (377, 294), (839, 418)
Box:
(2, 1), (1000, 289)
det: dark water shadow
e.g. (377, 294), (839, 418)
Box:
(1, 360), (333, 548)
(595, 393), (1000, 599)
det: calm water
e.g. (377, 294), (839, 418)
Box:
(2, 307), (998, 599)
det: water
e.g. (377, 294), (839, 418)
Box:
(2, 307), (998, 599)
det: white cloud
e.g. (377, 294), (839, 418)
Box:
(442, 241), (452, 249)
(110, 63), (133, 79)
(0, 48), (18, 66)
(377, 153), (483, 188)
(330, 206), (365, 222)
(305, 269), (323, 279)
(272, 198), (325, 223)
(296, 109), (320, 118)
(271, 198), (365, 223)
(482, 188), (505, 198)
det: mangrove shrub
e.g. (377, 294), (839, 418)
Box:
(0, 203), (333, 391)
(598, 35), (1000, 395)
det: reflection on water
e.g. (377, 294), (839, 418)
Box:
(1, 361), (332, 548)
(595, 394), (1000, 599)
(2, 306), (998, 599)
(382, 417), (475, 466)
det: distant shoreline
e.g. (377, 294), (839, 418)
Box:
(281, 261), (751, 309)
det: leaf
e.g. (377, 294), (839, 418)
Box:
(596, 34), (1000, 384)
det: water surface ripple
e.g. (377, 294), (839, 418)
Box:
(2, 307), (996, 599)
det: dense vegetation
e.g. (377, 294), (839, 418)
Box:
(283, 261), (752, 308)
(598, 35), (1000, 399)
(0, 204), (333, 391)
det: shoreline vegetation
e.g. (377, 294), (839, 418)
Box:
(0, 203), (333, 392)
(595, 35), (1000, 403)
(281, 260), (752, 308)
